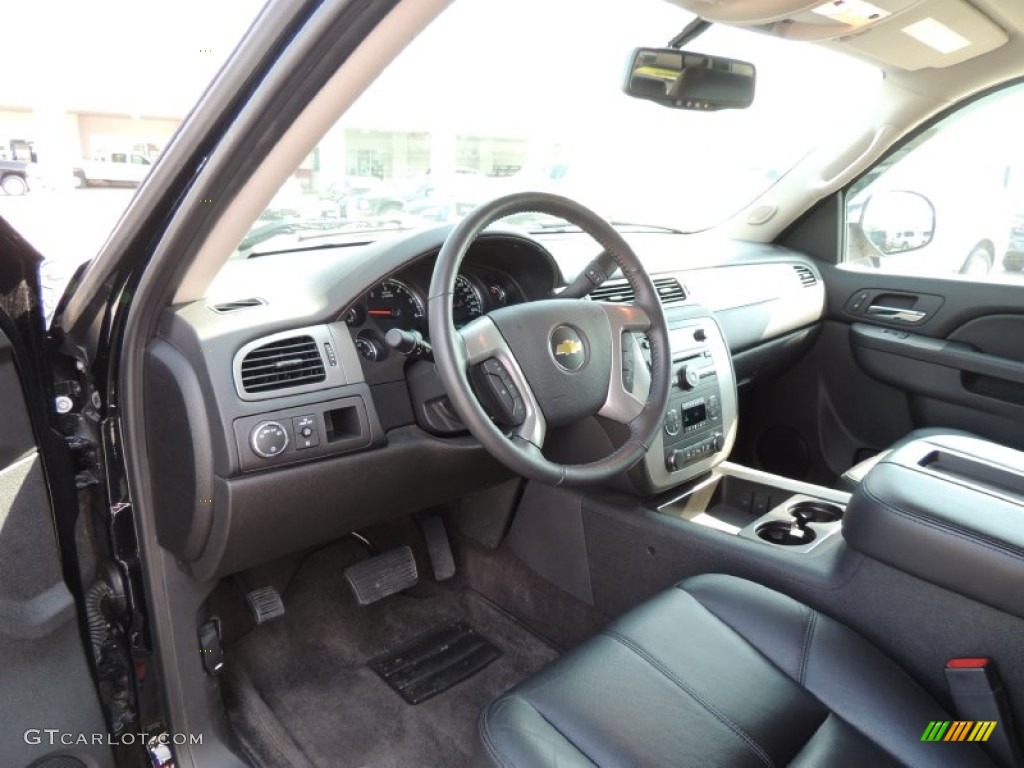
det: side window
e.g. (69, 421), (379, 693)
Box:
(844, 83), (1024, 281)
(110, 152), (128, 164)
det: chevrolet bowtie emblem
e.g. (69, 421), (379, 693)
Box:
(554, 339), (583, 357)
(549, 326), (587, 371)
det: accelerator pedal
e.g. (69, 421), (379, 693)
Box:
(415, 511), (456, 582)
(345, 545), (419, 606)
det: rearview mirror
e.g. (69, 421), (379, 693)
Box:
(858, 190), (936, 256)
(624, 48), (755, 111)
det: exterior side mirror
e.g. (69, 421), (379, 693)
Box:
(858, 190), (936, 256)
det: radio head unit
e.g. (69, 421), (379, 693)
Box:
(627, 305), (738, 493)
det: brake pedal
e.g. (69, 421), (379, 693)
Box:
(345, 546), (419, 606)
(244, 586), (286, 625)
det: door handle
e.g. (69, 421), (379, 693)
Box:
(866, 305), (927, 323)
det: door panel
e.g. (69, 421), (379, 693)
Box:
(0, 215), (113, 767)
(737, 219), (1024, 484)
(825, 265), (1024, 443)
(0, 328), (113, 768)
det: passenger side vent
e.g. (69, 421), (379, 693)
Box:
(211, 297), (266, 314)
(590, 277), (686, 305)
(793, 265), (818, 287)
(240, 335), (325, 393)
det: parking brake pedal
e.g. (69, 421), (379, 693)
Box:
(345, 545), (419, 606)
(244, 586), (286, 625)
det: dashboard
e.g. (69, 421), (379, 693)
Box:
(147, 224), (825, 580)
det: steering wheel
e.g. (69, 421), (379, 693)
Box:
(428, 192), (672, 486)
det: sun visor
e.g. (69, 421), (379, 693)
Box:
(670, 0), (1007, 70)
(834, 1), (1008, 70)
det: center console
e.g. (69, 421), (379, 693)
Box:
(656, 461), (851, 553)
(844, 432), (1024, 620)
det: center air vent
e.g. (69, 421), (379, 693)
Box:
(793, 265), (818, 287)
(240, 335), (325, 394)
(590, 277), (686, 305)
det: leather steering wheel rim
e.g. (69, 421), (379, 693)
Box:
(428, 191), (672, 486)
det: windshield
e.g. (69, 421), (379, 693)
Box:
(241, 0), (880, 253)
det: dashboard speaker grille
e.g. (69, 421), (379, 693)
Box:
(590, 276), (686, 304)
(240, 335), (326, 393)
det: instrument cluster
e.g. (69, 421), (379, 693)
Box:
(344, 270), (519, 362)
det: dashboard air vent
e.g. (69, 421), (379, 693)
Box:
(240, 335), (325, 393)
(793, 265), (818, 287)
(590, 277), (686, 305)
(211, 297), (265, 314)
(654, 277), (687, 303)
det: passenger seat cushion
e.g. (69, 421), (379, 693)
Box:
(480, 574), (995, 768)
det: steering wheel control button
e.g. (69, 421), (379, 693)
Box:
(250, 421), (289, 458)
(472, 359), (526, 427)
(664, 408), (681, 436)
(549, 325), (587, 372)
(292, 415), (320, 450)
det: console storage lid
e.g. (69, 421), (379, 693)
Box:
(844, 433), (1024, 619)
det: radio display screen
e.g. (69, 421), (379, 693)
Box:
(683, 403), (707, 428)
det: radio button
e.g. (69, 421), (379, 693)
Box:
(664, 408), (681, 436)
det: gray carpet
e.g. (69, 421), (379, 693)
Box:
(223, 539), (558, 768)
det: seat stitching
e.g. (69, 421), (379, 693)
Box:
(797, 608), (817, 685)
(859, 481), (1024, 561)
(681, 583), (949, 768)
(479, 700), (516, 768)
(480, 695), (602, 768)
(602, 630), (775, 768)
(528, 700), (604, 768)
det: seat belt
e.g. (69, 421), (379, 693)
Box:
(943, 658), (1022, 767)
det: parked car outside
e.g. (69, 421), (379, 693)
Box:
(73, 151), (154, 188)
(0, 158), (30, 195)
(1003, 210), (1024, 271)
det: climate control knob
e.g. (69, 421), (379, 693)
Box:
(250, 421), (289, 458)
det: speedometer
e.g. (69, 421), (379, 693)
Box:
(453, 275), (484, 325)
(365, 278), (425, 332)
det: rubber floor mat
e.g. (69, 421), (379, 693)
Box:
(368, 621), (502, 704)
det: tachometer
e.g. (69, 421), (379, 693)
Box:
(453, 275), (484, 325)
(365, 278), (425, 332)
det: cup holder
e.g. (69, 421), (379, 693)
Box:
(756, 520), (816, 546)
(788, 500), (843, 524)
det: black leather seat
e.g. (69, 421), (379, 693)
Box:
(840, 427), (976, 490)
(480, 574), (995, 768)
